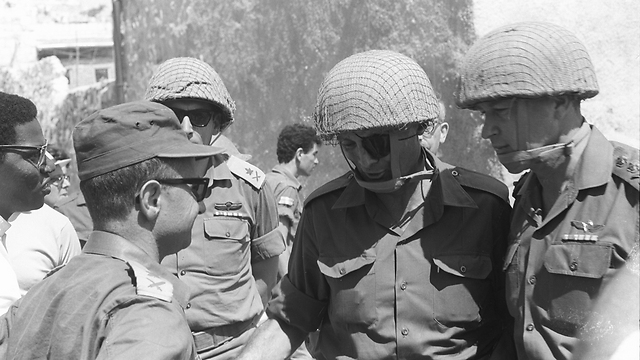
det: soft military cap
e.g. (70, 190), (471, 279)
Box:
(314, 50), (440, 143)
(457, 21), (599, 108)
(144, 57), (236, 131)
(74, 101), (224, 181)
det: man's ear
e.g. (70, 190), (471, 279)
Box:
(295, 148), (304, 161)
(138, 180), (162, 221)
(439, 122), (450, 143)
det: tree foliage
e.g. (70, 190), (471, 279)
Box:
(122, 0), (502, 193)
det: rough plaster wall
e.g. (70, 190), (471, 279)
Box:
(473, 0), (640, 149)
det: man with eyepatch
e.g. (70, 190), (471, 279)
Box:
(457, 22), (639, 360)
(145, 57), (284, 360)
(237, 50), (513, 360)
(0, 100), (222, 359)
(0, 92), (55, 315)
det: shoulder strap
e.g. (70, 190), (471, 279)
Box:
(611, 141), (640, 191)
(226, 155), (266, 190)
(128, 261), (173, 303)
(305, 172), (353, 206)
(446, 167), (510, 203)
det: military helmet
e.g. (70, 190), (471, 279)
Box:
(144, 57), (236, 130)
(456, 22), (599, 109)
(314, 50), (440, 143)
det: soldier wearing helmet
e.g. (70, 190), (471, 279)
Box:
(457, 22), (639, 360)
(238, 50), (513, 360)
(145, 57), (284, 360)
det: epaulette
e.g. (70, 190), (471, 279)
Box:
(304, 171), (353, 207)
(611, 141), (640, 191)
(44, 264), (66, 279)
(128, 261), (173, 302)
(226, 155), (266, 190)
(512, 171), (532, 199)
(445, 167), (510, 203)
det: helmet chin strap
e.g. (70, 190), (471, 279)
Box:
(497, 99), (578, 173)
(342, 130), (433, 193)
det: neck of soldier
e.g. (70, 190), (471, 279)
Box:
(98, 216), (162, 262)
(283, 158), (302, 179)
(530, 115), (588, 215)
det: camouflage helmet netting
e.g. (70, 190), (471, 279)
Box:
(144, 57), (236, 128)
(314, 50), (440, 143)
(456, 22), (599, 109)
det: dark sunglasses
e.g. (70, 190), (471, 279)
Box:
(355, 133), (391, 160)
(169, 108), (216, 128)
(156, 177), (210, 202)
(0, 141), (48, 169)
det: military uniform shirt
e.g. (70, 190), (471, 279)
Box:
(265, 163), (303, 246)
(268, 154), (512, 360)
(162, 155), (283, 333)
(505, 125), (639, 360)
(0, 231), (196, 360)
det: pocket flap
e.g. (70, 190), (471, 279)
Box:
(433, 254), (492, 279)
(544, 243), (612, 278)
(318, 248), (376, 279)
(204, 217), (248, 240)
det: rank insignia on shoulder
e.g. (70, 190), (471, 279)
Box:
(128, 261), (173, 302)
(226, 155), (265, 190)
(278, 196), (295, 207)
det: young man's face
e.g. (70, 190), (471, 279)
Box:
(44, 162), (71, 207)
(297, 143), (319, 177)
(0, 120), (51, 218)
(162, 99), (223, 146)
(338, 124), (422, 181)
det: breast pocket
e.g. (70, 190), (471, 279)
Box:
(432, 254), (493, 328)
(318, 249), (377, 332)
(539, 242), (612, 333)
(203, 217), (250, 276)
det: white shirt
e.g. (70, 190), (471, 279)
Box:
(6, 204), (81, 296)
(0, 216), (20, 315)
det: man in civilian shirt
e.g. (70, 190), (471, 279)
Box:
(0, 101), (222, 359)
(238, 50), (512, 360)
(0, 92), (54, 314)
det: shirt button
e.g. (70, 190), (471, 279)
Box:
(459, 265), (467, 273)
(225, 231), (231, 237)
(401, 328), (409, 336)
(339, 268), (346, 275)
(180, 270), (187, 276)
(569, 261), (578, 271)
(400, 282), (407, 290)
(528, 276), (536, 285)
(186, 303), (191, 309)
(526, 324), (534, 331)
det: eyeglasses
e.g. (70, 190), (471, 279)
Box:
(421, 120), (439, 139)
(0, 140), (48, 169)
(355, 133), (391, 160)
(156, 177), (210, 202)
(170, 108), (217, 128)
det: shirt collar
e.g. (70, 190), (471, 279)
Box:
(516, 124), (611, 199)
(83, 231), (190, 306)
(272, 163), (302, 190)
(205, 154), (234, 183)
(574, 125), (612, 190)
(332, 154), (477, 210)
